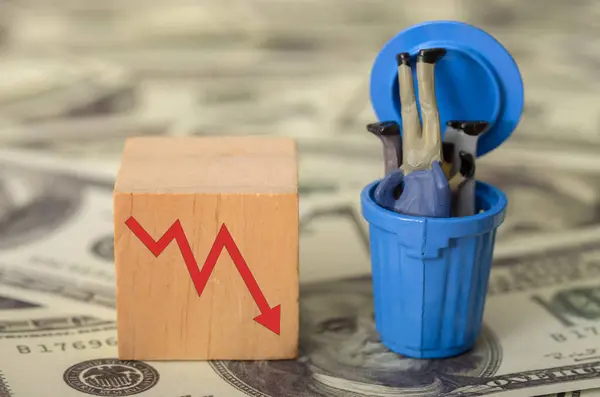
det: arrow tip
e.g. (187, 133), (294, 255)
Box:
(253, 305), (281, 335)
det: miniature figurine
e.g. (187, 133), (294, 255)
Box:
(447, 150), (476, 193)
(366, 121), (402, 175)
(373, 49), (451, 217)
(444, 120), (489, 216)
(397, 49), (445, 175)
(442, 141), (455, 179)
(371, 49), (480, 218)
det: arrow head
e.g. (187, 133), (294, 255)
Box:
(253, 305), (281, 335)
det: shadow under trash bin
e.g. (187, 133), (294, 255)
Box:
(361, 180), (507, 358)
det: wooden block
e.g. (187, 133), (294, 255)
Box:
(113, 136), (299, 360)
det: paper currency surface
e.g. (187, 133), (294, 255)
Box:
(0, 150), (372, 293)
(2, 0), (600, 396)
(3, 226), (600, 396)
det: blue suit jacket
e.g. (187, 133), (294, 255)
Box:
(374, 161), (451, 218)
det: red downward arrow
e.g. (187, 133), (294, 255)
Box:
(124, 217), (281, 335)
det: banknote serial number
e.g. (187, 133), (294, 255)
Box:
(16, 337), (117, 354)
(550, 326), (599, 343)
(545, 348), (600, 362)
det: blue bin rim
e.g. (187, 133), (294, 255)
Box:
(361, 180), (507, 256)
(361, 180), (507, 227)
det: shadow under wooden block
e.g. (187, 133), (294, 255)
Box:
(113, 136), (299, 360)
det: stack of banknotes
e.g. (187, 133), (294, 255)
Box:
(1, 0), (600, 396)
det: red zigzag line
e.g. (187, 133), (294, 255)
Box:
(124, 216), (273, 316)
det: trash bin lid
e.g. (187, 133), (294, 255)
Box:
(370, 20), (524, 157)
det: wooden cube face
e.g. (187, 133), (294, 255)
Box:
(113, 137), (299, 360)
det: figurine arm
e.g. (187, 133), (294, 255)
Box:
(448, 151), (475, 193)
(366, 121), (402, 175)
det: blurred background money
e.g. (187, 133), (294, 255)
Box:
(1, 0), (600, 396)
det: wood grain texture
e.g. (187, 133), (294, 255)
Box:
(115, 136), (297, 194)
(114, 136), (299, 360)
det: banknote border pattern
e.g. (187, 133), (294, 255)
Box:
(63, 358), (160, 396)
(0, 369), (12, 397)
(210, 361), (270, 397)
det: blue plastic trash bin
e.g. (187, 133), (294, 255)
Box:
(361, 180), (507, 358)
(362, 21), (524, 358)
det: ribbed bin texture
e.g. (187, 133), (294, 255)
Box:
(361, 180), (507, 358)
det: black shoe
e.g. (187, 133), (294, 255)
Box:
(396, 52), (411, 66)
(417, 48), (446, 64)
(458, 151), (476, 179)
(367, 121), (399, 136)
(447, 120), (489, 136)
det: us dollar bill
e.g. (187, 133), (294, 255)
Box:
(4, 0), (600, 148)
(2, 130), (600, 285)
(210, 227), (600, 397)
(3, 129), (600, 249)
(0, 55), (136, 124)
(3, 224), (600, 396)
(1, 136), (600, 298)
(0, 284), (249, 397)
(0, 148), (372, 295)
(540, 390), (599, 397)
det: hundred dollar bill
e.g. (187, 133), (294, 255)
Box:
(206, 226), (600, 397)
(5, 128), (600, 246)
(5, 129), (600, 283)
(0, 56), (135, 123)
(580, 390), (600, 397)
(0, 116), (174, 163)
(1, 133), (599, 284)
(5, 0), (600, 145)
(3, 225), (600, 396)
(475, 158), (600, 243)
(0, 283), (248, 397)
(0, 148), (372, 296)
(540, 391), (599, 397)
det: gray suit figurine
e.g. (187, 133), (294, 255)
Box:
(443, 121), (489, 217)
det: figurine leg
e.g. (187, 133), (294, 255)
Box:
(366, 121), (402, 175)
(416, 48), (446, 167)
(379, 121), (403, 171)
(396, 53), (421, 175)
(444, 121), (489, 216)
